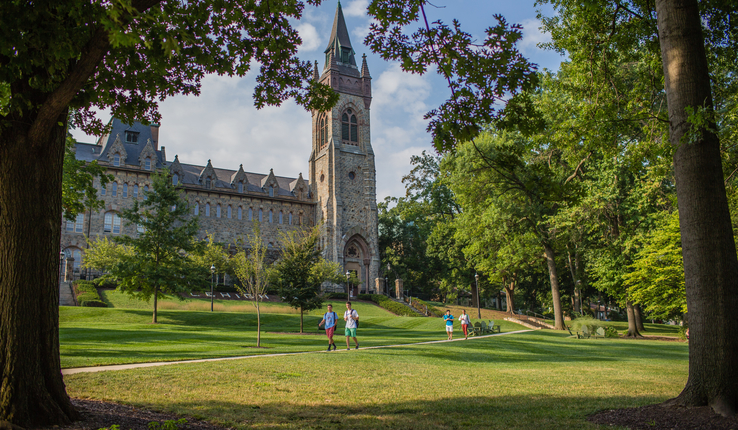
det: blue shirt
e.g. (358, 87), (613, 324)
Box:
(443, 315), (454, 326)
(324, 312), (337, 329)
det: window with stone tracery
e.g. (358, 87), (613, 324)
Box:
(342, 109), (358, 144)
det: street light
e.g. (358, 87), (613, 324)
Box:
(59, 250), (66, 284)
(210, 264), (216, 312)
(345, 270), (350, 297)
(475, 272), (481, 319)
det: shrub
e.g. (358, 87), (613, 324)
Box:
(360, 294), (419, 317)
(72, 281), (106, 307)
(411, 297), (441, 317)
(325, 292), (348, 300)
(569, 316), (605, 333)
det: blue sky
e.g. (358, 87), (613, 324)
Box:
(72, 0), (565, 201)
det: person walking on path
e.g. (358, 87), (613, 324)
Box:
(443, 310), (454, 340)
(459, 309), (470, 339)
(318, 304), (338, 351)
(344, 301), (359, 350)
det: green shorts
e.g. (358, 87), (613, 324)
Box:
(345, 327), (357, 337)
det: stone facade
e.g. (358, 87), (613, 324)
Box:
(60, 3), (380, 292)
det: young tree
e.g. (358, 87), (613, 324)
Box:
(190, 233), (233, 291)
(82, 236), (134, 278)
(233, 223), (273, 348)
(112, 171), (208, 323)
(0, 1), (336, 424)
(274, 226), (343, 333)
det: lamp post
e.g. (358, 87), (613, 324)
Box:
(210, 264), (216, 312)
(475, 272), (481, 319)
(345, 270), (351, 297)
(59, 250), (66, 284)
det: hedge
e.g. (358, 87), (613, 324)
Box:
(358, 294), (419, 317)
(72, 281), (107, 307)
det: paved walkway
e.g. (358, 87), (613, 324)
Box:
(62, 330), (532, 375)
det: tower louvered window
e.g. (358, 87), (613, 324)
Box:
(342, 109), (358, 144)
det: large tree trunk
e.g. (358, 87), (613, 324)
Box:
(0, 113), (79, 425)
(624, 300), (641, 338)
(657, 0), (738, 416)
(503, 275), (515, 314)
(634, 304), (646, 333)
(542, 244), (565, 330)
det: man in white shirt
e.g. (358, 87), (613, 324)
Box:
(344, 301), (359, 350)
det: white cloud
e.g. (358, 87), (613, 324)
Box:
(343, 0), (369, 17)
(518, 18), (551, 55)
(296, 23), (322, 52)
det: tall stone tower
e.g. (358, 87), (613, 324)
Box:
(310, 1), (379, 294)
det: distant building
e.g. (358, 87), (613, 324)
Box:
(60, 2), (380, 293)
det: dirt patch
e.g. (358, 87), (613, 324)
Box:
(589, 403), (738, 430)
(33, 398), (230, 430)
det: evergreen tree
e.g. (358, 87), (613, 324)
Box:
(113, 171), (208, 323)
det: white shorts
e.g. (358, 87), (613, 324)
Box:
(445, 325), (453, 332)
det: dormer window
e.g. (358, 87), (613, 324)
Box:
(125, 131), (139, 143)
(341, 47), (351, 64)
(145, 158), (151, 171)
(172, 174), (178, 186)
(113, 154), (120, 167)
(268, 187), (274, 197)
(238, 182), (243, 193)
(205, 178), (211, 189)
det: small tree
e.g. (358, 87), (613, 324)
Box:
(233, 223), (272, 347)
(112, 171), (208, 323)
(274, 226), (344, 333)
(191, 232), (233, 289)
(82, 236), (134, 282)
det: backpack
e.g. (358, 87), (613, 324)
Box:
(348, 309), (359, 328)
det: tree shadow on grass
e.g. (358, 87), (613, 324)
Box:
(136, 394), (669, 430)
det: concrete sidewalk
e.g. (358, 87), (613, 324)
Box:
(62, 330), (532, 375)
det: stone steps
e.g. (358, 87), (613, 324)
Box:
(59, 281), (76, 306)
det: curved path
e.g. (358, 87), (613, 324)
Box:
(62, 329), (532, 375)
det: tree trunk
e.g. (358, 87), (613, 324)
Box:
(634, 304), (646, 333)
(0, 113), (79, 425)
(542, 244), (565, 330)
(256, 303), (261, 347)
(657, 0), (738, 416)
(300, 307), (304, 334)
(503, 275), (515, 314)
(624, 300), (641, 338)
(153, 285), (159, 323)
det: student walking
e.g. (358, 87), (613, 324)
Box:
(344, 301), (359, 350)
(443, 310), (454, 340)
(318, 304), (338, 351)
(459, 309), (470, 339)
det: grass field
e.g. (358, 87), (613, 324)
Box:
(61, 294), (688, 429)
(60, 295), (524, 368)
(64, 330), (689, 429)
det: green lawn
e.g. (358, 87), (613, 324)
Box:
(59, 300), (524, 368)
(64, 329), (689, 429)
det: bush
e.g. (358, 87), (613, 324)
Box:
(72, 281), (106, 307)
(360, 294), (419, 317)
(325, 292), (348, 300)
(569, 316), (605, 334)
(411, 297), (442, 317)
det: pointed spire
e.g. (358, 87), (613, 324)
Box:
(325, 1), (356, 67)
(361, 53), (371, 78)
(313, 60), (320, 80)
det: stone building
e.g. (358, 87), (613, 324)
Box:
(60, 2), (380, 294)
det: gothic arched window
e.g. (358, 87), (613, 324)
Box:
(104, 212), (121, 234)
(279, 211), (283, 224)
(342, 109), (358, 143)
(238, 206), (242, 220)
(227, 205), (232, 219)
(133, 184), (139, 198)
(205, 203), (210, 217)
(216, 204), (221, 218)
(319, 116), (325, 147)
(122, 183), (128, 198)
(194, 203), (199, 216)
(268, 210), (273, 223)
(112, 182), (118, 197)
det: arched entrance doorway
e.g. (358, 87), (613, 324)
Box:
(343, 235), (371, 297)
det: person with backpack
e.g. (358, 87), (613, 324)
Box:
(318, 304), (338, 351)
(443, 310), (454, 340)
(344, 301), (359, 350)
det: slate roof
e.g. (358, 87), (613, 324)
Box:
(325, 1), (356, 67)
(171, 162), (310, 198)
(94, 118), (164, 168)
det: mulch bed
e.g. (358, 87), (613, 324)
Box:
(589, 403), (738, 429)
(34, 398), (232, 430)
